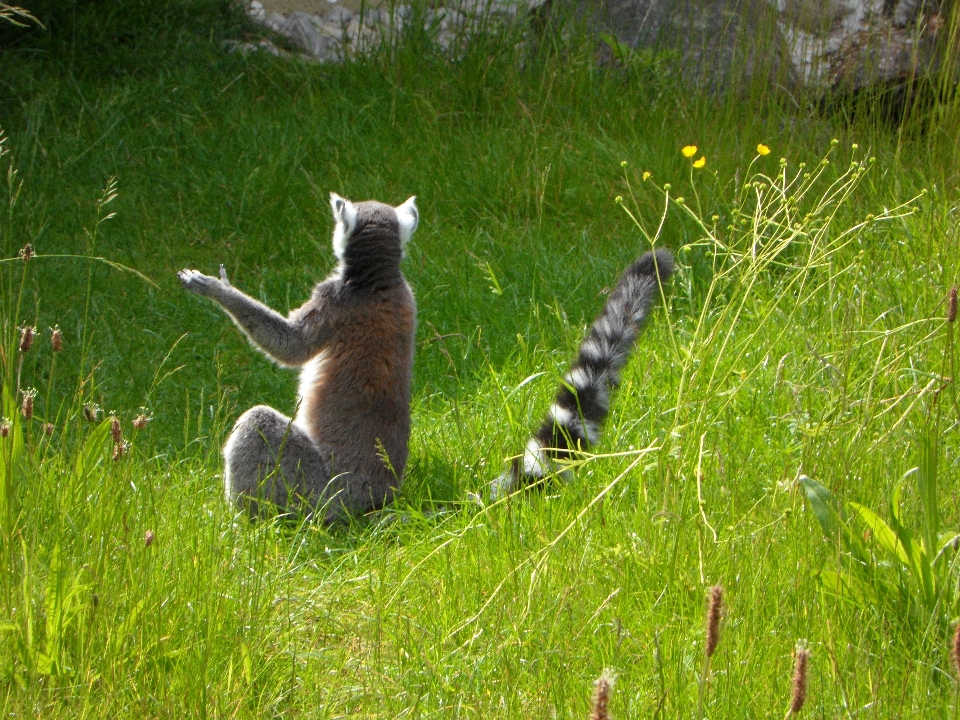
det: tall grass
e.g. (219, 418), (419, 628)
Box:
(0, 0), (958, 716)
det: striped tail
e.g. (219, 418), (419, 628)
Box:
(490, 248), (674, 500)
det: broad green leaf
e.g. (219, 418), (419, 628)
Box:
(849, 502), (911, 566)
(44, 542), (63, 668)
(819, 570), (877, 606)
(800, 476), (840, 537)
(74, 418), (111, 480)
(916, 428), (940, 558)
(935, 531), (960, 563)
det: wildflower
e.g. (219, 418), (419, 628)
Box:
(41, 423), (54, 436)
(642, 171), (651, 181)
(21, 388), (36, 420)
(591, 670), (616, 720)
(757, 143), (770, 156)
(620, 160), (627, 167)
(948, 286), (957, 324)
(83, 403), (101, 424)
(19, 325), (35, 354)
(50, 326), (63, 353)
(705, 585), (723, 657)
(0, 419), (9, 438)
(133, 413), (151, 430)
(682, 145), (698, 158)
(693, 156), (706, 169)
(145, 530), (155, 548)
(110, 416), (122, 444)
(19, 243), (34, 262)
(615, 195), (623, 204)
(789, 647), (811, 714)
(112, 439), (130, 462)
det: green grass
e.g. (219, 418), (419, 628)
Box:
(1, 2), (960, 716)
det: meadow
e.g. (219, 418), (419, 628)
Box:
(0, 1), (959, 716)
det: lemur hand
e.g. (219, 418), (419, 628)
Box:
(178, 268), (224, 297)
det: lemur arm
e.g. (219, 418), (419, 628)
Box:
(178, 265), (330, 367)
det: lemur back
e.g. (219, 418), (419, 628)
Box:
(179, 194), (418, 522)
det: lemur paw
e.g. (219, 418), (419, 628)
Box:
(178, 268), (221, 296)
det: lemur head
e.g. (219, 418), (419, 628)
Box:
(329, 194), (418, 271)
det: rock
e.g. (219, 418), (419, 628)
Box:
(258, 38), (282, 56)
(248, 0), (266, 22)
(221, 37), (284, 57)
(242, 0), (522, 63)
(285, 12), (324, 56)
(264, 11), (292, 34)
(557, 0), (944, 94)
(325, 5), (355, 25)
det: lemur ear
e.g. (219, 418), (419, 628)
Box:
(329, 193), (357, 225)
(329, 192), (358, 260)
(395, 196), (418, 245)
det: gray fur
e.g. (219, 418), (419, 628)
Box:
(179, 194), (418, 522)
(490, 248), (674, 500)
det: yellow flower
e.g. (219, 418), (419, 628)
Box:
(693, 156), (706, 169)
(642, 171), (651, 181)
(757, 143), (770, 156)
(682, 145), (698, 158)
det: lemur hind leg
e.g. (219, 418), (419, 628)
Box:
(223, 405), (338, 520)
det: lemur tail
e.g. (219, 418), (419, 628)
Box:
(490, 248), (674, 500)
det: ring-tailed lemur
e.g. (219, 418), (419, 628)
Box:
(489, 247), (674, 500)
(178, 194), (419, 523)
(179, 192), (672, 521)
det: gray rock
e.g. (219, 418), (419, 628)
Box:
(248, 1), (266, 22)
(325, 6), (355, 25)
(287, 12), (328, 56)
(558, 0), (943, 94)
(264, 11), (293, 34)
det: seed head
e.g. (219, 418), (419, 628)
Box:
(948, 286), (957, 324)
(41, 422), (54, 436)
(705, 585), (723, 657)
(133, 413), (151, 430)
(144, 530), (155, 548)
(21, 388), (36, 420)
(790, 648), (811, 714)
(50, 326), (62, 353)
(19, 325), (35, 354)
(590, 670), (616, 720)
(19, 243), (34, 262)
(82, 403), (100, 424)
(110, 416), (122, 444)
(112, 439), (130, 462)
(0, 419), (9, 438)
(952, 622), (960, 680)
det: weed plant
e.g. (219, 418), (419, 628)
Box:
(0, 0), (959, 716)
